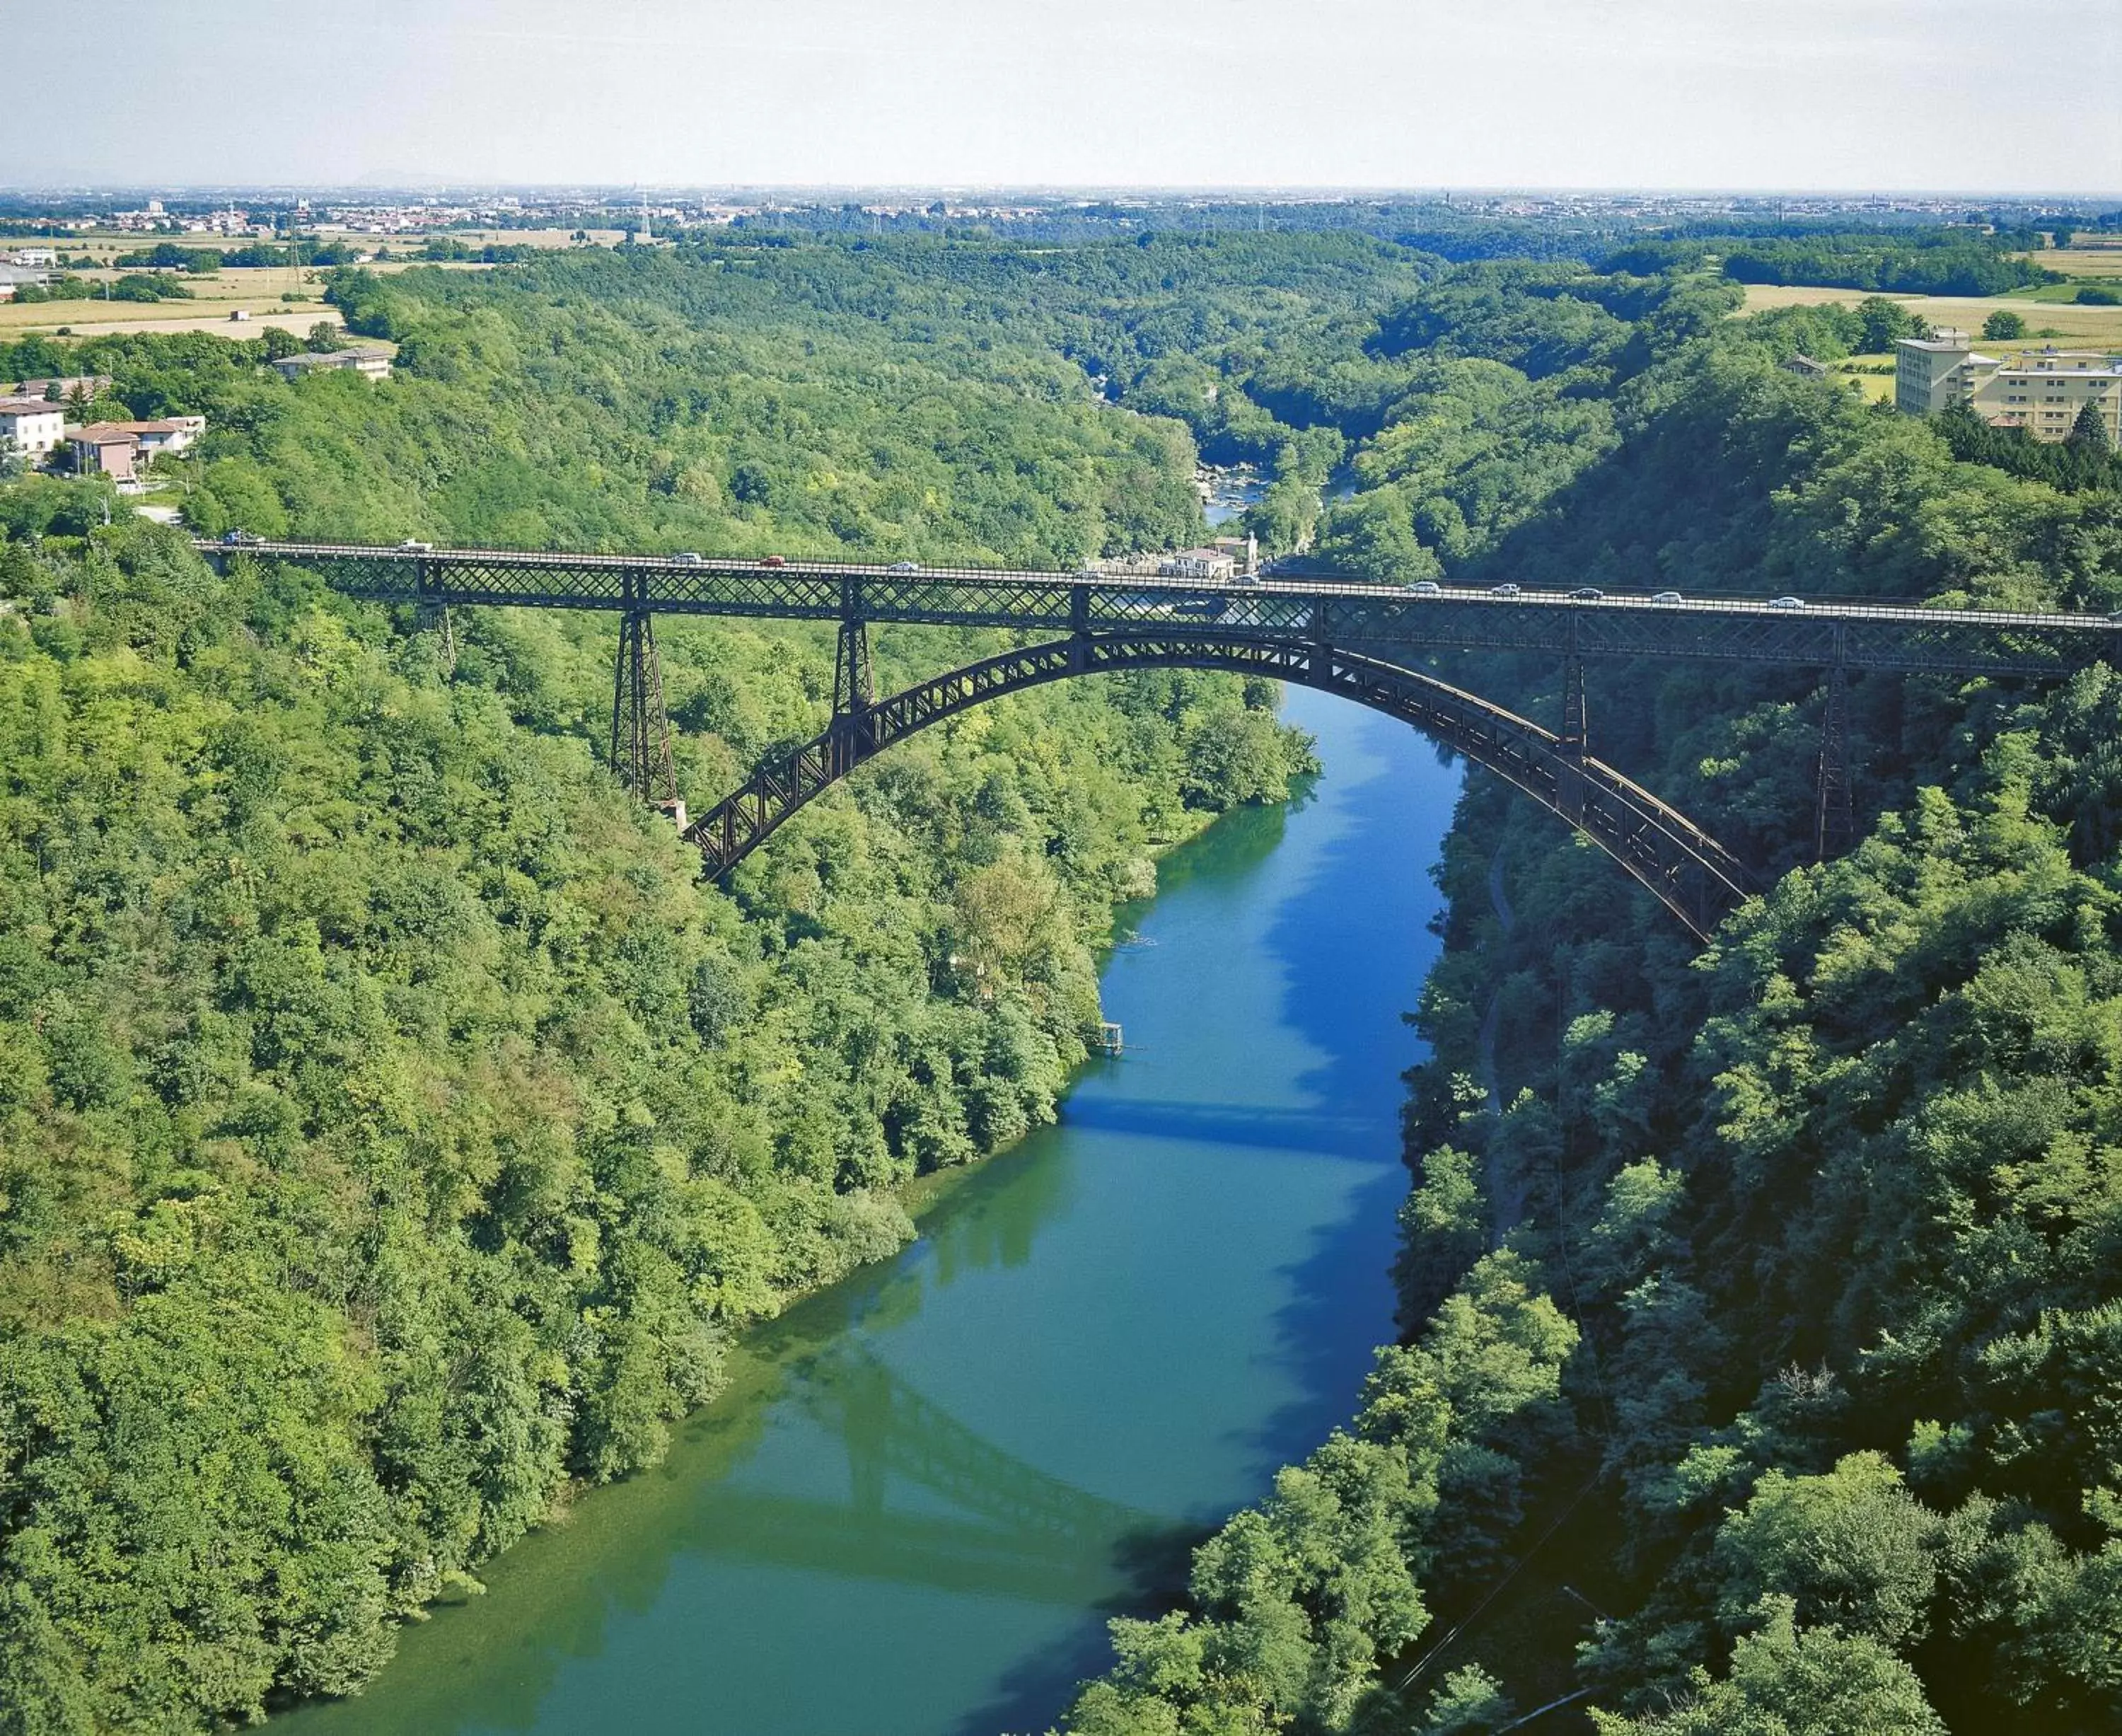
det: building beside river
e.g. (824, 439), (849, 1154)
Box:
(1161, 545), (1238, 580)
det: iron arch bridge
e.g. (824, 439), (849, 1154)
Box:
(197, 540), (2122, 943)
(693, 630), (1756, 939)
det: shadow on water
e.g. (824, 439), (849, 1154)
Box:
(283, 691), (1463, 1736)
(282, 1140), (1109, 1735)
(961, 699), (1463, 1736)
(1059, 1096), (1384, 1157)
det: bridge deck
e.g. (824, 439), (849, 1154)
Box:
(200, 539), (2122, 677)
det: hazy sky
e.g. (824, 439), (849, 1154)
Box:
(5, 0), (2117, 192)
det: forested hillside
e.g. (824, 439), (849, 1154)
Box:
(1055, 274), (2122, 1732)
(0, 239), (1335, 1732)
(3, 229), (2118, 1735)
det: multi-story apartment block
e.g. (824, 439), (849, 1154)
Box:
(1896, 334), (2122, 443)
(0, 397), (66, 456)
(1975, 351), (2122, 443)
(1894, 330), (1988, 416)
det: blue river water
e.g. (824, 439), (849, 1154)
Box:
(285, 688), (1461, 1736)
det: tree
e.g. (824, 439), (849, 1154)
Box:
(1589, 1599), (1947, 1736)
(1981, 310), (2027, 340)
(307, 321), (340, 353)
(1855, 295), (1927, 352)
(2066, 401), (2111, 451)
(1420, 1663), (1514, 1735)
(1712, 1445), (1940, 1648)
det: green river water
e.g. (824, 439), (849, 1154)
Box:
(287, 688), (1461, 1736)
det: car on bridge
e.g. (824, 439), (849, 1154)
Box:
(1570, 586), (1605, 601)
(1770, 595), (1807, 610)
(889, 560), (920, 573)
(760, 555), (787, 569)
(219, 529), (260, 547)
(1411, 581), (1442, 596)
(671, 551), (705, 566)
(1490, 583), (1521, 597)
(1652, 591), (1683, 603)
(399, 540), (433, 552)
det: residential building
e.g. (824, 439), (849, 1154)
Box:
(69, 425), (139, 482)
(0, 398), (66, 456)
(1972, 350), (2122, 444)
(10, 374), (113, 403)
(1208, 531), (1262, 575)
(84, 416), (203, 458)
(0, 264), (51, 303)
(1896, 335), (2122, 443)
(1780, 354), (1828, 377)
(127, 415), (205, 457)
(8, 248), (57, 268)
(269, 346), (393, 381)
(1894, 331), (1988, 417)
(64, 416), (207, 476)
(1160, 546), (1238, 581)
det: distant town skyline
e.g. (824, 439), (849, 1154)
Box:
(4, 0), (2117, 194)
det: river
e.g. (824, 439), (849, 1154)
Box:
(286, 688), (1461, 1736)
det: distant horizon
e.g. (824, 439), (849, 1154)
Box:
(4, 2), (2114, 194)
(3, 184), (2118, 207)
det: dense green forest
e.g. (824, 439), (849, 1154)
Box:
(1, 228), (2118, 1735)
(1052, 261), (2122, 1735)
(1712, 231), (2059, 297)
(0, 238), (1337, 1732)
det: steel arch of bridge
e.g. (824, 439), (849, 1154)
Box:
(685, 632), (1757, 942)
(200, 539), (2122, 940)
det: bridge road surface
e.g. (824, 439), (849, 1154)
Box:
(198, 539), (2122, 678)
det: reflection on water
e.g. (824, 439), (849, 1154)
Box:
(284, 690), (1461, 1736)
(697, 1345), (1161, 1609)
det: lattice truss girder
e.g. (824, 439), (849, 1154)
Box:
(262, 548), (2112, 679)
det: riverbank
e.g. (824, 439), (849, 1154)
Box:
(277, 689), (1461, 1736)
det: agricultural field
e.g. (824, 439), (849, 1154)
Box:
(0, 270), (337, 337)
(0, 257), (478, 337)
(1828, 350), (1897, 403)
(2046, 244), (2122, 274)
(1739, 282), (2122, 347)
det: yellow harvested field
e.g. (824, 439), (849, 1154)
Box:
(2024, 248), (2122, 278)
(1739, 283), (2122, 348)
(0, 303), (345, 339)
(0, 257), (468, 337)
(1, 269), (338, 336)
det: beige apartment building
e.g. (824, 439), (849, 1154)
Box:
(1896, 333), (2122, 443)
